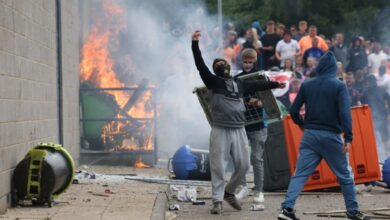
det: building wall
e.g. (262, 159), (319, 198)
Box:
(0, 0), (80, 213)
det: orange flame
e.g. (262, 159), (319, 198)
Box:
(134, 156), (151, 168)
(80, 0), (154, 118)
(80, 0), (156, 152)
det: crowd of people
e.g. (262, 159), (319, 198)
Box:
(220, 19), (390, 161)
(190, 18), (390, 220)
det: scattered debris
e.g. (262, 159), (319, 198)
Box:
(105, 173), (137, 176)
(82, 198), (92, 203)
(168, 204), (180, 211)
(192, 200), (205, 205)
(165, 211), (178, 220)
(365, 184), (374, 192)
(376, 181), (389, 189)
(53, 201), (70, 205)
(317, 214), (346, 218)
(263, 191), (342, 196)
(177, 188), (197, 202)
(125, 176), (210, 186)
(170, 186), (178, 191)
(16, 218), (51, 220)
(317, 214), (390, 219)
(304, 207), (390, 215)
(72, 179), (79, 184)
(88, 192), (110, 197)
(373, 212), (390, 217)
(250, 203), (265, 211)
(105, 189), (115, 194)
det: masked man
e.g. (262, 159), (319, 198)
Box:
(192, 31), (285, 214)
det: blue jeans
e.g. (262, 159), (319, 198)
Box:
(282, 129), (358, 213)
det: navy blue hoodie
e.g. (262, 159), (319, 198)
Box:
(290, 52), (353, 142)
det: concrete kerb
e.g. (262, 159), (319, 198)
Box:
(150, 185), (169, 220)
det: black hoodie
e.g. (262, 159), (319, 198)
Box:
(192, 40), (281, 128)
(346, 37), (367, 73)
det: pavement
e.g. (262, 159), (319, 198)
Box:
(0, 166), (167, 220)
(166, 183), (390, 220)
(1, 166), (390, 220)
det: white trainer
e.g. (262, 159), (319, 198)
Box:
(235, 185), (249, 200)
(253, 191), (264, 203)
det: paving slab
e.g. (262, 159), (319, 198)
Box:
(0, 166), (168, 220)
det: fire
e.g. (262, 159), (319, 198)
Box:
(129, 90), (154, 118)
(80, 0), (155, 118)
(80, 0), (128, 107)
(80, 0), (156, 152)
(134, 156), (151, 168)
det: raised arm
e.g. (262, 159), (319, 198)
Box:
(191, 31), (218, 89)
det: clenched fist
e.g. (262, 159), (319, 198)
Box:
(192, 30), (201, 41)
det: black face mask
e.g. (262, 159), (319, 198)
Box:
(213, 59), (231, 78)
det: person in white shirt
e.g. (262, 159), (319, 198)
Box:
(368, 42), (387, 77)
(275, 31), (300, 67)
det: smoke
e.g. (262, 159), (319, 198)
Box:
(80, 0), (221, 159)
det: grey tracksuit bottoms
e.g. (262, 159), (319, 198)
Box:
(209, 126), (250, 202)
(241, 128), (268, 192)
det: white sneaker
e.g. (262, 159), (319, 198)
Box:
(253, 191), (264, 203)
(235, 185), (249, 200)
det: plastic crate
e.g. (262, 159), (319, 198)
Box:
(283, 105), (381, 191)
(193, 71), (281, 126)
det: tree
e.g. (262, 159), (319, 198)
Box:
(205, 0), (390, 44)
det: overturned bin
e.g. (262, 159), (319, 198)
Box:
(169, 145), (211, 181)
(79, 81), (158, 166)
(12, 143), (75, 207)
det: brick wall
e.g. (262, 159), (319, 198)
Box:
(0, 0), (80, 213)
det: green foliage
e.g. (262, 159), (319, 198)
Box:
(205, 0), (272, 30)
(205, 0), (390, 43)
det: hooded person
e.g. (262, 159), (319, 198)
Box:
(233, 48), (269, 206)
(191, 31), (285, 215)
(278, 52), (366, 220)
